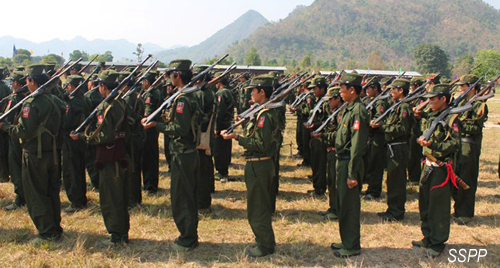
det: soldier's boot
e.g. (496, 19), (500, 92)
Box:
(333, 248), (360, 258)
(330, 243), (344, 250)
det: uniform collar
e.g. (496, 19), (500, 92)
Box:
(346, 96), (362, 111)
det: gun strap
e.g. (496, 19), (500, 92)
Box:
(444, 114), (459, 141)
(249, 108), (269, 138)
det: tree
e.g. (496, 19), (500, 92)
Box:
(133, 43), (144, 62)
(69, 50), (89, 61)
(367, 51), (386, 70)
(205, 55), (232, 65)
(94, 51), (113, 62)
(413, 43), (450, 77)
(301, 51), (313, 69)
(245, 47), (262, 66)
(13, 48), (31, 64)
(452, 53), (474, 77)
(41, 54), (65, 66)
(472, 50), (500, 80)
(0, 57), (13, 68)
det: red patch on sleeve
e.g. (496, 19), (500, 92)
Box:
(453, 123), (459, 133)
(145, 97), (151, 104)
(218, 96), (222, 102)
(257, 116), (265, 128)
(307, 98), (311, 105)
(6, 100), (12, 111)
(22, 107), (30, 118)
(66, 104), (70, 114)
(176, 102), (184, 114)
(353, 120), (360, 130)
(402, 109), (407, 118)
(97, 115), (104, 125)
(380, 106), (384, 113)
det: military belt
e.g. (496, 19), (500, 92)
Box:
(173, 148), (197, 156)
(425, 158), (447, 167)
(246, 157), (271, 162)
(327, 146), (336, 152)
(387, 142), (407, 158)
(460, 137), (476, 144)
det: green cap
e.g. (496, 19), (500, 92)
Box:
(308, 76), (327, 88)
(98, 70), (119, 87)
(25, 64), (46, 76)
(118, 71), (131, 81)
(193, 66), (208, 75)
(143, 70), (158, 83)
(440, 77), (451, 84)
(44, 64), (56, 72)
(380, 77), (391, 85)
(246, 74), (274, 89)
(66, 75), (84, 87)
(8, 71), (26, 82)
(164, 77), (172, 86)
(363, 77), (380, 88)
(456, 74), (479, 85)
(14, 66), (25, 72)
(338, 73), (363, 86)
(90, 74), (99, 82)
(268, 71), (280, 78)
(71, 63), (82, 71)
(425, 84), (450, 98)
(324, 86), (341, 99)
(167, 59), (192, 72)
(388, 78), (410, 91)
(410, 76), (425, 85)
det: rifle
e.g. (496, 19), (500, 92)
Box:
(229, 71), (249, 87)
(226, 73), (313, 134)
(145, 54), (229, 124)
(326, 70), (344, 87)
(0, 85), (28, 106)
(84, 86), (99, 98)
(306, 97), (327, 127)
(424, 152), (470, 190)
(469, 74), (499, 102)
(77, 54), (99, 75)
(73, 55), (152, 133)
(313, 102), (347, 134)
(139, 74), (165, 99)
(52, 60), (73, 78)
(68, 66), (101, 98)
(0, 59), (83, 121)
(372, 74), (439, 124)
(422, 77), (482, 141)
(120, 60), (160, 100)
(365, 72), (406, 111)
(210, 63), (237, 86)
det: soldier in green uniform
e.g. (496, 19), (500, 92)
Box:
(371, 79), (412, 221)
(70, 70), (130, 246)
(330, 73), (367, 258)
(62, 75), (92, 213)
(45, 64), (65, 100)
(0, 64), (64, 244)
(412, 84), (461, 258)
(236, 73), (251, 114)
(294, 82), (314, 167)
(214, 72), (235, 182)
(84, 75), (103, 190)
(3, 71), (29, 210)
(407, 77), (425, 185)
(312, 86), (343, 220)
(142, 59), (201, 252)
(305, 76), (328, 196)
(453, 74), (488, 225)
(292, 81), (307, 158)
(0, 67), (11, 182)
(362, 78), (388, 200)
(140, 70), (161, 195)
(221, 74), (278, 257)
(162, 78), (175, 172)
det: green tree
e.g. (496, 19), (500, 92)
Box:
(452, 53), (474, 77)
(0, 57), (13, 68)
(41, 54), (65, 66)
(413, 43), (450, 77)
(13, 48), (31, 64)
(301, 51), (313, 69)
(69, 50), (89, 61)
(245, 47), (262, 66)
(205, 55), (232, 65)
(367, 51), (386, 70)
(472, 50), (500, 80)
(133, 43), (144, 62)
(93, 51), (113, 62)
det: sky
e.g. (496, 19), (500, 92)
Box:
(1, 0), (499, 49)
(0, 0), (315, 48)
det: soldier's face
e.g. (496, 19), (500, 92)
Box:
(26, 78), (36, 92)
(429, 95), (446, 112)
(410, 84), (416, 92)
(391, 87), (404, 100)
(251, 87), (263, 103)
(329, 96), (340, 108)
(313, 86), (324, 98)
(366, 86), (377, 98)
(340, 84), (354, 102)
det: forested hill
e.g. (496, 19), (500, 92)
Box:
(226, 0), (500, 69)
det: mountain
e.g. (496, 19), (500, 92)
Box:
(0, 36), (166, 61)
(155, 10), (269, 63)
(226, 0), (500, 69)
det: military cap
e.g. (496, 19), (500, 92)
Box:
(242, 73), (250, 79)
(304, 80), (311, 88)
(337, 72), (363, 86)
(8, 71), (26, 82)
(456, 74), (479, 85)
(90, 74), (99, 82)
(44, 64), (56, 72)
(167, 59), (192, 73)
(410, 76), (425, 85)
(440, 77), (452, 84)
(98, 70), (119, 87)
(71, 63), (82, 71)
(193, 66), (208, 75)
(308, 76), (327, 88)
(118, 71), (131, 81)
(66, 75), (84, 87)
(164, 77), (172, 86)
(425, 73), (441, 84)
(14, 66), (25, 72)
(246, 74), (274, 89)
(363, 77), (380, 87)
(268, 71), (280, 78)
(388, 78), (410, 91)
(380, 77), (391, 85)
(425, 83), (450, 98)
(142, 70), (159, 83)
(323, 86), (341, 99)
(25, 64), (46, 76)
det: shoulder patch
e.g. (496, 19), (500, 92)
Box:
(145, 97), (151, 104)
(402, 109), (407, 118)
(257, 116), (265, 128)
(380, 105), (384, 113)
(66, 104), (70, 114)
(307, 98), (311, 105)
(22, 107), (30, 118)
(6, 100), (12, 111)
(176, 102), (185, 114)
(353, 120), (360, 130)
(453, 123), (459, 133)
(218, 96), (222, 102)
(97, 114), (104, 125)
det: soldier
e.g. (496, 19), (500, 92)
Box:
(412, 84), (461, 258)
(362, 78), (388, 200)
(70, 70), (130, 246)
(237, 73), (251, 114)
(214, 72), (235, 182)
(452, 74), (488, 225)
(408, 77), (425, 185)
(140, 70), (161, 195)
(0, 64), (65, 244)
(330, 73), (367, 258)
(62, 75), (91, 213)
(270, 76), (286, 213)
(312, 86), (343, 220)
(292, 81), (306, 158)
(0, 67), (11, 183)
(142, 59), (201, 252)
(295, 81), (314, 167)
(371, 79), (412, 221)
(3, 71), (29, 210)
(84, 74), (103, 190)
(221, 74), (279, 257)
(162, 78), (175, 172)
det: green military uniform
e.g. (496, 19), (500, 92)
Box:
(2, 64), (64, 240)
(84, 78), (103, 189)
(79, 70), (130, 244)
(155, 60), (200, 249)
(333, 73), (368, 257)
(141, 71), (161, 194)
(236, 75), (279, 256)
(162, 79), (175, 172)
(378, 79), (412, 220)
(416, 84), (461, 255)
(453, 75), (488, 221)
(408, 77), (425, 184)
(214, 77), (235, 179)
(0, 68), (11, 182)
(237, 78), (251, 114)
(298, 90), (315, 166)
(62, 75), (92, 210)
(4, 71), (29, 208)
(363, 78), (388, 198)
(294, 89), (307, 157)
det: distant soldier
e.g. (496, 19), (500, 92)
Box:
(407, 76), (425, 185)
(293, 80), (314, 167)
(236, 73), (251, 114)
(84, 74), (103, 190)
(0, 67), (11, 183)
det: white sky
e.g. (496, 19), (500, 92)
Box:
(1, 0), (315, 48)
(1, 0), (498, 48)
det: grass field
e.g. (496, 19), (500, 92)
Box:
(0, 98), (499, 268)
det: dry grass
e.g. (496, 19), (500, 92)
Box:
(1, 99), (499, 268)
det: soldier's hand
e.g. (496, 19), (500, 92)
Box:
(141, 118), (156, 129)
(311, 132), (322, 139)
(289, 107), (297, 112)
(303, 122), (312, 129)
(413, 107), (422, 119)
(370, 120), (380, 129)
(347, 178), (358, 189)
(69, 133), (79, 141)
(417, 136), (431, 147)
(220, 130), (237, 140)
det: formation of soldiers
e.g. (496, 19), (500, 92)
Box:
(0, 58), (498, 259)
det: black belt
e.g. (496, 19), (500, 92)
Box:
(461, 137), (476, 144)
